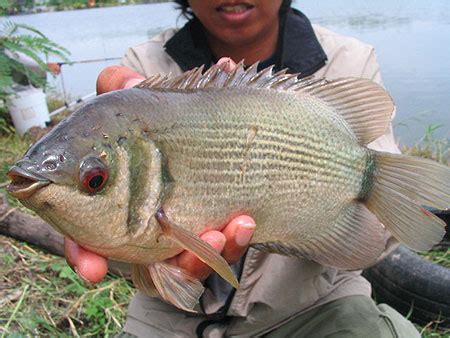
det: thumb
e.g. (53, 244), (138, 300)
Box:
(64, 238), (108, 283)
(96, 65), (144, 94)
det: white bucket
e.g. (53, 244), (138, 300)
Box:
(9, 87), (50, 135)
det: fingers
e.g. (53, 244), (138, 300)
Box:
(96, 65), (144, 94)
(64, 237), (108, 283)
(175, 231), (226, 281)
(173, 215), (256, 281)
(63, 214), (255, 285)
(221, 215), (256, 263)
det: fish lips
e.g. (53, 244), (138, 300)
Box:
(7, 165), (51, 199)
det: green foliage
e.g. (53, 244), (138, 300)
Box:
(421, 248), (450, 269)
(0, 131), (34, 211)
(402, 124), (449, 166)
(418, 323), (450, 337)
(1, 236), (135, 336)
(1, 0), (42, 15)
(0, 20), (70, 129)
(0, 21), (70, 95)
(47, 0), (88, 11)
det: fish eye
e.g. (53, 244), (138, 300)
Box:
(80, 157), (108, 193)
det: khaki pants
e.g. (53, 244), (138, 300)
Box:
(119, 295), (420, 337)
(263, 295), (420, 338)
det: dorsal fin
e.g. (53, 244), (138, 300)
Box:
(136, 63), (395, 145)
(134, 61), (298, 91)
(298, 77), (395, 145)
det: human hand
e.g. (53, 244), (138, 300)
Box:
(47, 62), (61, 75)
(64, 215), (256, 283)
(96, 65), (145, 94)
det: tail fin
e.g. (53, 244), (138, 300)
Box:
(366, 152), (449, 251)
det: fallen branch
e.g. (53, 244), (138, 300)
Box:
(0, 194), (130, 278)
(0, 194), (64, 256)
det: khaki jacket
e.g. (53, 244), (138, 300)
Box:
(121, 25), (400, 337)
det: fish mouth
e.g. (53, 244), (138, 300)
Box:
(7, 165), (51, 199)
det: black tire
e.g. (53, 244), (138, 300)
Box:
(363, 210), (450, 328)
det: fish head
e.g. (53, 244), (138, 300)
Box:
(6, 97), (171, 262)
(7, 126), (129, 243)
(7, 138), (110, 199)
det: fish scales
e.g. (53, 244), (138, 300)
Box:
(135, 88), (367, 243)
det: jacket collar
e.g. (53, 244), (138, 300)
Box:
(164, 8), (327, 77)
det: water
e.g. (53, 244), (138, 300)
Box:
(5, 1), (450, 145)
(6, 3), (183, 100)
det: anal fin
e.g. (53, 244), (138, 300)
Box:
(150, 262), (204, 312)
(132, 262), (204, 312)
(253, 202), (387, 270)
(131, 263), (159, 297)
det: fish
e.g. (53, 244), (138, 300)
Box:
(6, 63), (450, 312)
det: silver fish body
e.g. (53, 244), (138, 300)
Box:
(7, 64), (449, 311)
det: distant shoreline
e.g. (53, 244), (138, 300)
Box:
(2, 0), (172, 16)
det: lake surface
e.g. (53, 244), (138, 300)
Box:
(6, 0), (450, 145)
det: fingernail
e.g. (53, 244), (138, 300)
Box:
(202, 232), (226, 252)
(74, 266), (91, 284)
(124, 78), (143, 89)
(235, 221), (256, 247)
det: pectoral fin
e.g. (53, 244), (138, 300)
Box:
(156, 209), (239, 289)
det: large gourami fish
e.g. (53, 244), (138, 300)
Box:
(7, 64), (450, 311)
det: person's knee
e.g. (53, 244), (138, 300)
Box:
(265, 296), (420, 338)
(329, 296), (420, 338)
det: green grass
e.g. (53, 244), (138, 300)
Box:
(0, 235), (135, 336)
(401, 123), (449, 166)
(0, 132), (35, 212)
(418, 323), (450, 337)
(420, 247), (450, 269)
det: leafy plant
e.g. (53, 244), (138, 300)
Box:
(402, 124), (449, 166)
(0, 0), (34, 15)
(0, 21), (70, 100)
(0, 20), (70, 134)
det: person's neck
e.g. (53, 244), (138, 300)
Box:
(207, 26), (279, 66)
